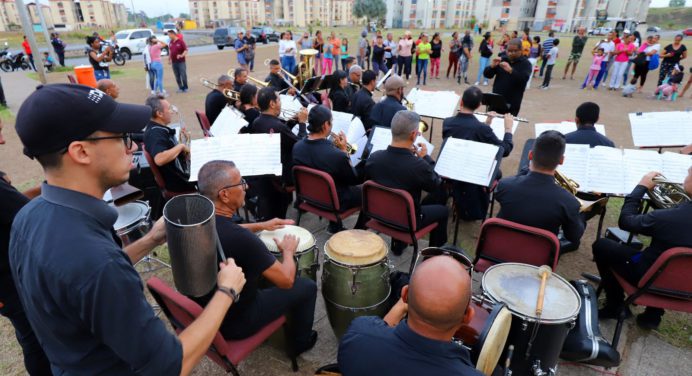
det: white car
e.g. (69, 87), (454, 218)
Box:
(114, 28), (170, 59)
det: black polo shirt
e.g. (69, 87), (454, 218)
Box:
(369, 95), (406, 128)
(0, 176), (29, 298)
(143, 121), (195, 192)
(265, 72), (290, 92)
(329, 87), (351, 113)
(9, 183), (182, 374)
(338, 317), (483, 376)
(483, 56), (532, 116)
(293, 138), (361, 205)
(351, 87), (376, 131)
(240, 107), (260, 133)
(442, 112), (514, 157)
(365, 145), (441, 216)
(564, 126), (615, 148)
(495, 171), (585, 243)
(205, 89), (228, 125)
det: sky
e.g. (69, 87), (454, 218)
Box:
(117, 0), (688, 18)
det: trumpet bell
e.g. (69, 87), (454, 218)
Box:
(419, 121), (429, 133)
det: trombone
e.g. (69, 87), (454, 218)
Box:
(225, 67), (270, 88)
(264, 58), (298, 85)
(200, 77), (240, 101)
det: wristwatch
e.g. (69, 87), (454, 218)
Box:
(217, 286), (240, 303)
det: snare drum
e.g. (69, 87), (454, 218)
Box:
(257, 225), (318, 281)
(482, 263), (580, 376)
(322, 230), (391, 339)
(113, 200), (151, 246)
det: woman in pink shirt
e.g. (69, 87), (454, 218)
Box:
(397, 31), (413, 80)
(148, 36), (168, 95)
(608, 34), (635, 90)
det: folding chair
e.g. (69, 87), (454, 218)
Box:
(292, 165), (359, 229)
(195, 110), (213, 137)
(142, 145), (196, 201)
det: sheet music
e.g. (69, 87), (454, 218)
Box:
(350, 135), (369, 165)
(534, 122), (606, 138)
(279, 94), (309, 120)
(406, 88), (460, 119)
(435, 138), (499, 186)
(629, 111), (692, 147)
(558, 144), (590, 188)
(210, 106), (248, 137)
(473, 114), (519, 140)
(585, 146), (625, 194)
(623, 149), (663, 193)
(661, 152), (692, 183)
(331, 110), (367, 143)
(189, 134), (282, 181)
(367, 126), (434, 155)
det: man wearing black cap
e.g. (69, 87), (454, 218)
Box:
(350, 70), (377, 132)
(10, 84), (246, 374)
(369, 74), (406, 128)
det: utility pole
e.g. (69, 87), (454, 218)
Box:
(15, 0), (47, 84)
(35, 0), (60, 65)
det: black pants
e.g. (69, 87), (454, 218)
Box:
(452, 182), (490, 221)
(592, 238), (664, 317)
(397, 55), (412, 79)
(247, 176), (292, 221)
(333, 185), (367, 230)
(56, 51), (65, 66)
(220, 277), (317, 350)
(539, 56), (548, 76)
(418, 204), (449, 246)
(658, 61), (675, 86)
(0, 282), (53, 375)
(542, 64), (555, 87)
(632, 63), (649, 87)
(171, 61), (188, 90)
(27, 54), (36, 71)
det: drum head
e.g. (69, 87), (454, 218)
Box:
(113, 201), (149, 231)
(482, 263), (580, 323)
(325, 230), (387, 266)
(475, 304), (512, 376)
(258, 225), (315, 254)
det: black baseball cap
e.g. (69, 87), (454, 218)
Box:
(16, 84), (151, 158)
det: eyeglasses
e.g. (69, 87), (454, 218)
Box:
(420, 247), (473, 272)
(218, 178), (248, 194)
(82, 133), (133, 149)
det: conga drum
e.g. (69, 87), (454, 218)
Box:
(258, 225), (319, 281)
(482, 263), (581, 376)
(322, 230), (391, 338)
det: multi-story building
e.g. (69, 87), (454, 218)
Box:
(49, 0), (81, 26)
(385, 0), (477, 29)
(47, 0), (124, 28)
(27, 2), (53, 28)
(190, 0), (267, 29)
(0, 0), (21, 32)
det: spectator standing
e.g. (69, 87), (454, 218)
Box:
(314, 31), (324, 74)
(475, 32), (493, 85)
(50, 32), (66, 67)
(447, 32), (461, 79)
(430, 33), (443, 79)
(457, 31), (473, 84)
(631, 35), (660, 93)
(148, 35), (168, 96)
(592, 32), (616, 87)
(244, 33), (257, 72)
(372, 35), (386, 77)
(168, 29), (189, 93)
(526, 36), (542, 88)
(234, 31), (249, 70)
(330, 31), (342, 71)
(142, 38), (156, 94)
(582, 48), (606, 89)
(397, 31), (413, 81)
(563, 27), (588, 80)
(384, 33), (397, 71)
(341, 38), (350, 71)
(279, 31), (297, 74)
(416, 34), (431, 86)
(323, 36), (334, 74)
(539, 31), (555, 77)
(541, 38), (560, 89)
(86, 35), (112, 80)
(608, 34), (635, 90)
(658, 34), (687, 86)
(21, 36), (36, 71)
(358, 31), (368, 68)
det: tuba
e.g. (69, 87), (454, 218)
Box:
(554, 170), (608, 214)
(297, 48), (318, 88)
(648, 175), (690, 209)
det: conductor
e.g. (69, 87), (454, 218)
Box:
(483, 38), (532, 116)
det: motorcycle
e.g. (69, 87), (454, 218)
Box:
(0, 50), (30, 72)
(103, 40), (126, 66)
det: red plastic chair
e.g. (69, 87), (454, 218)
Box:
(146, 277), (291, 375)
(610, 247), (692, 348)
(142, 145), (196, 200)
(362, 180), (438, 274)
(195, 110), (213, 137)
(66, 74), (77, 84)
(292, 165), (359, 228)
(473, 217), (560, 273)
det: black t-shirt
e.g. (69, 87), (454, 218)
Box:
(430, 40), (442, 58)
(0, 176), (29, 296)
(480, 39), (493, 58)
(240, 107), (260, 132)
(663, 44), (687, 64)
(372, 45), (385, 63)
(143, 122), (194, 192)
(205, 90), (228, 125)
(191, 216), (276, 315)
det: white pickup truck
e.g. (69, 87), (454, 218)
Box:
(114, 28), (169, 60)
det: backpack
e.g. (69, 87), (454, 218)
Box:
(648, 53), (660, 70)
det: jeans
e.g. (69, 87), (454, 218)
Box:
(171, 61), (188, 90)
(397, 55), (412, 79)
(609, 61), (628, 89)
(602, 56), (615, 83)
(56, 51), (65, 66)
(94, 68), (110, 80)
(416, 58), (428, 84)
(542, 64), (555, 87)
(623, 60), (634, 82)
(27, 54), (36, 71)
(593, 60), (608, 87)
(248, 57), (255, 71)
(476, 56), (490, 83)
(220, 277), (317, 351)
(150, 61), (164, 93)
(282, 56), (296, 75)
(539, 55), (548, 76)
(146, 66), (156, 91)
(526, 57), (537, 88)
(458, 55), (470, 81)
(0, 76), (6, 105)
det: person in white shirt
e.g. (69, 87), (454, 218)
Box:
(383, 33), (397, 71)
(279, 31), (297, 75)
(142, 41), (156, 94)
(540, 39), (560, 89)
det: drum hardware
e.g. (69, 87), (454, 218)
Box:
(401, 96), (430, 133)
(474, 111), (529, 123)
(554, 170), (607, 213)
(200, 77), (240, 100)
(649, 175), (690, 209)
(330, 132), (358, 155)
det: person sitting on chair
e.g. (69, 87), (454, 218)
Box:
(265, 59), (295, 95)
(338, 256), (482, 376)
(495, 130), (585, 247)
(143, 94), (197, 192)
(350, 70), (377, 132)
(205, 74), (234, 125)
(232, 67), (248, 92)
(592, 168), (692, 329)
(197, 160), (318, 357)
(328, 70), (352, 113)
(346, 65), (363, 98)
(365, 110), (448, 254)
(96, 78), (120, 100)
(443, 86), (514, 221)
(369, 74), (407, 128)
(564, 102), (614, 147)
(292, 105), (366, 233)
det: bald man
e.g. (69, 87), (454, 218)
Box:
(338, 256), (481, 375)
(96, 79), (120, 99)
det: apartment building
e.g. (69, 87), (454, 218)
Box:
(0, 0), (21, 32)
(28, 2), (53, 27)
(190, 0), (266, 28)
(49, 0), (80, 26)
(385, 0), (476, 29)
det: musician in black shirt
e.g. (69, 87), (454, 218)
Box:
(564, 102), (615, 147)
(369, 74), (407, 128)
(265, 59), (293, 94)
(443, 86), (514, 220)
(351, 70), (377, 132)
(495, 131), (585, 245)
(593, 168), (692, 329)
(329, 70), (351, 113)
(232, 67), (248, 92)
(205, 74), (234, 125)
(483, 38), (532, 116)
(365, 111), (448, 252)
(346, 65), (363, 99)
(293, 105), (366, 232)
(238, 84), (260, 133)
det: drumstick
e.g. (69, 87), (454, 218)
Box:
(535, 265), (552, 316)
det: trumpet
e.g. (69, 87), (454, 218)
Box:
(649, 175), (690, 209)
(330, 132), (358, 155)
(474, 111), (529, 123)
(554, 170), (607, 213)
(401, 96), (430, 133)
(200, 77), (240, 100)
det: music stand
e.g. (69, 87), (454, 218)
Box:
(317, 74), (336, 91)
(300, 75), (324, 95)
(482, 93), (510, 114)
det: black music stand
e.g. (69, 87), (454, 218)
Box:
(300, 75), (324, 95)
(317, 74), (336, 91)
(482, 93), (510, 114)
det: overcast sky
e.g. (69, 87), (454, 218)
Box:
(117, 0), (688, 18)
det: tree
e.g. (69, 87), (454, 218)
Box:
(353, 0), (387, 26)
(179, 13), (190, 19)
(669, 0), (685, 7)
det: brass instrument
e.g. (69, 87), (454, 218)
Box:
(401, 96), (430, 133)
(200, 77), (240, 101)
(264, 58), (298, 86)
(224, 68), (270, 88)
(474, 111), (529, 124)
(648, 175), (690, 209)
(170, 104), (191, 175)
(554, 170), (607, 213)
(297, 48), (318, 89)
(330, 132), (358, 155)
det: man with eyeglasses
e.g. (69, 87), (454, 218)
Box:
(10, 84), (247, 374)
(197, 160), (318, 357)
(483, 38), (532, 116)
(143, 94), (197, 193)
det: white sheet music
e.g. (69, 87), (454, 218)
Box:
(629, 111), (692, 147)
(435, 138), (499, 186)
(279, 94), (315, 120)
(558, 144), (590, 188)
(367, 126), (434, 156)
(662, 152), (692, 183)
(350, 135), (369, 165)
(473, 114), (519, 140)
(623, 149), (663, 193)
(534, 122), (606, 138)
(406, 88), (460, 119)
(585, 146), (626, 194)
(210, 106), (248, 137)
(189, 134), (282, 181)
(331, 111), (367, 143)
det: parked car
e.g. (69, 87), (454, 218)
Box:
(684, 28), (692, 36)
(213, 26), (245, 50)
(251, 26), (280, 43)
(588, 27), (612, 36)
(114, 28), (169, 59)
(646, 26), (660, 32)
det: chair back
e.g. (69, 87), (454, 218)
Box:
(66, 74), (77, 84)
(142, 145), (169, 197)
(195, 110), (213, 137)
(362, 180), (417, 233)
(638, 247), (692, 300)
(293, 165), (340, 212)
(474, 217), (560, 272)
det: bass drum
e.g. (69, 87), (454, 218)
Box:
(258, 225), (319, 281)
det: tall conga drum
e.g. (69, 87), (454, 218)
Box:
(322, 230), (391, 339)
(74, 65), (97, 87)
(257, 225), (319, 281)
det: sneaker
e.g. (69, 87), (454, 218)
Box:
(636, 309), (663, 330)
(482, 81), (488, 86)
(457, 76), (461, 84)
(474, 81), (480, 86)
(150, 90), (156, 95)
(542, 86), (549, 90)
(176, 89), (184, 93)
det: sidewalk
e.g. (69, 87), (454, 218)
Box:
(1, 70), (38, 114)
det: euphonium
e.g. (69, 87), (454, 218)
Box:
(649, 175), (690, 209)
(554, 170), (607, 213)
